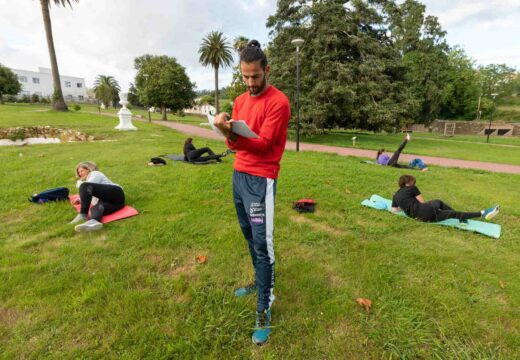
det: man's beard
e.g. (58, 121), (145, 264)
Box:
(248, 76), (267, 96)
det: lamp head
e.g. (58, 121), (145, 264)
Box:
(291, 38), (305, 48)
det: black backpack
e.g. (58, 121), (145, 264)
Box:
(29, 187), (70, 204)
(150, 157), (167, 165)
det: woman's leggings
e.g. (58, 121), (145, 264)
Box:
(387, 139), (409, 167)
(415, 200), (481, 222)
(79, 182), (125, 221)
(187, 147), (221, 162)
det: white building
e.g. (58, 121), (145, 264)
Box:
(10, 67), (86, 102)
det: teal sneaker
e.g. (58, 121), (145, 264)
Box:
(234, 283), (256, 297)
(252, 309), (271, 345)
(482, 205), (500, 220)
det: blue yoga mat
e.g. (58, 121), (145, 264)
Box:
(361, 194), (501, 239)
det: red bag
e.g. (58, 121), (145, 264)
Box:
(293, 198), (316, 213)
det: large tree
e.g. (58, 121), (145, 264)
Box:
(94, 75), (120, 109)
(39, 0), (78, 111)
(438, 48), (482, 120)
(477, 64), (518, 98)
(267, 0), (419, 131)
(0, 64), (22, 103)
(385, 0), (450, 124)
(134, 54), (196, 120)
(198, 31), (233, 113)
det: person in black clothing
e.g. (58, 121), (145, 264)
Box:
(391, 174), (500, 223)
(183, 138), (228, 163)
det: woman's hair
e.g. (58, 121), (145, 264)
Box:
(76, 161), (98, 178)
(240, 40), (268, 68)
(376, 149), (385, 160)
(183, 138), (193, 156)
(398, 174), (416, 188)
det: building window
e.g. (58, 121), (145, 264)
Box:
(32, 77), (40, 84)
(65, 81), (71, 87)
(78, 95), (84, 101)
(21, 90), (30, 96)
(66, 95), (73, 100)
(19, 75), (27, 82)
(34, 92), (42, 96)
(77, 83), (83, 88)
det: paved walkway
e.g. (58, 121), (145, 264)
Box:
(151, 120), (520, 175)
(103, 112), (520, 175)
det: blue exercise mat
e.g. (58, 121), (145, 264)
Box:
(361, 194), (501, 239)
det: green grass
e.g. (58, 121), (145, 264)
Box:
(290, 130), (520, 165)
(1, 104), (520, 358)
(78, 102), (520, 165)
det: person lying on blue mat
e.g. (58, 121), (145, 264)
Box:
(391, 174), (500, 223)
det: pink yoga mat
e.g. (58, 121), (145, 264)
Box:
(69, 194), (139, 224)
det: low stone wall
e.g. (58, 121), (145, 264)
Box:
(0, 126), (93, 142)
(430, 120), (520, 136)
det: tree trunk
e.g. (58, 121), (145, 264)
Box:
(40, 0), (67, 111)
(214, 67), (219, 114)
(161, 105), (167, 120)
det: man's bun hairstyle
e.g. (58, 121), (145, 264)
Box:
(240, 39), (268, 68)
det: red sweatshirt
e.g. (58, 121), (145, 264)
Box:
(226, 85), (291, 179)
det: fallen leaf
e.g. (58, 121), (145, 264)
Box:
(344, 187), (352, 194)
(499, 281), (505, 289)
(195, 255), (208, 264)
(356, 298), (372, 312)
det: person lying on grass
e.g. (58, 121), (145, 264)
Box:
(391, 174), (500, 223)
(376, 133), (429, 171)
(183, 138), (230, 163)
(69, 161), (125, 232)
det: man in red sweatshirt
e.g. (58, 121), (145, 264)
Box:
(214, 40), (291, 345)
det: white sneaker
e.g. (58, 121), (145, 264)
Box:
(69, 214), (87, 224)
(75, 219), (103, 232)
(406, 133), (411, 141)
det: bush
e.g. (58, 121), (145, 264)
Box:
(20, 95), (31, 103)
(3, 95), (17, 103)
(31, 94), (40, 103)
(41, 96), (50, 104)
(72, 104), (81, 111)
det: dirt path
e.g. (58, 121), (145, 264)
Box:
(99, 112), (520, 175)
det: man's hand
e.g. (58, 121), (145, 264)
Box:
(72, 198), (81, 205)
(214, 112), (238, 141)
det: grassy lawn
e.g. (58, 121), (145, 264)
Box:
(1, 104), (519, 358)
(291, 130), (520, 165)
(77, 102), (520, 166)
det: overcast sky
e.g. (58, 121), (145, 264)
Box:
(1, 0), (519, 91)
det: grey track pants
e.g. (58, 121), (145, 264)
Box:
(232, 170), (276, 312)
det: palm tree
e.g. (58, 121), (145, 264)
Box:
(39, 0), (78, 111)
(198, 31), (233, 113)
(94, 75), (120, 109)
(233, 36), (249, 54)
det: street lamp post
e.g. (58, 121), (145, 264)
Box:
(291, 38), (304, 152)
(487, 93), (498, 143)
(143, 74), (151, 122)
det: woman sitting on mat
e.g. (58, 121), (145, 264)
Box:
(391, 174), (500, 223)
(376, 133), (428, 171)
(183, 138), (228, 163)
(69, 161), (125, 232)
